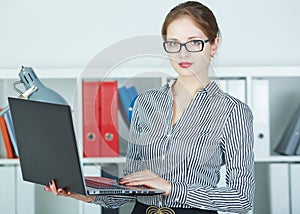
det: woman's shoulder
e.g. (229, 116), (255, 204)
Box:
(137, 84), (169, 99)
(217, 89), (252, 114)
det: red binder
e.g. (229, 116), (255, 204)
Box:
(98, 81), (119, 157)
(82, 81), (119, 157)
(0, 108), (14, 158)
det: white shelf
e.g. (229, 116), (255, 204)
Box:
(4, 156), (300, 165)
(214, 66), (300, 78)
(0, 157), (126, 166)
(0, 158), (20, 165)
(255, 156), (300, 163)
(2, 66), (300, 80)
(82, 157), (126, 164)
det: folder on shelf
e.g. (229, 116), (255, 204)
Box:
(118, 85), (139, 126)
(227, 78), (246, 103)
(274, 103), (300, 155)
(82, 81), (119, 158)
(290, 164), (300, 213)
(269, 163), (290, 214)
(118, 86), (132, 127)
(127, 86), (138, 101)
(0, 108), (14, 158)
(251, 79), (270, 158)
(127, 86), (138, 123)
(4, 112), (18, 157)
(98, 81), (119, 157)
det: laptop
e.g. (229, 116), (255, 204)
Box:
(8, 97), (164, 196)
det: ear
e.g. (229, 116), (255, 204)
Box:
(210, 37), (220, 57)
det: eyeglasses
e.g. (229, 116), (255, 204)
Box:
(163, 39), (210, 53)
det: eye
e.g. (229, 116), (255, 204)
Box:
(167, 41), (179, 47)
(190, 40), (201, 46)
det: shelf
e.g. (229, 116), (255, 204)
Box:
(2, 66), (300, 80)
(0, 157), (126, 166)
(82, 157), (126, 164)
(0, 158), (20, 165)
(3, 156), (300, 165)
(255, 155), (300, 163)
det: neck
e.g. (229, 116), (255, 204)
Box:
(174, 73), (210, 96)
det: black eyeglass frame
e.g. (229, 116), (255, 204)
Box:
(163, 39), (210, 53)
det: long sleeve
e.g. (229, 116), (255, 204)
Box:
(167, 102), (255, 213)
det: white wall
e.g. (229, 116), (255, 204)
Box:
(1, 0), (300, 69)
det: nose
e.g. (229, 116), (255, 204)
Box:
(179, 45), (190, 57)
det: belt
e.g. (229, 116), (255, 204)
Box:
(132, 201), (218, 214)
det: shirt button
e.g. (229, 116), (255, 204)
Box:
(162, 155), (165, 160)
(175, 198), (179, 202)
(166, 134), (171, 138)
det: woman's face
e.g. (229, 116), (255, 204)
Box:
(166, 16), (219, 78)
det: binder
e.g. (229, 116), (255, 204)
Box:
(4, 112), (18, 157)
(127, 86), (138, 123)
(274, 104), (300, 155)
(0, 108), (14, 158)
(16, 166), (34, 214)
(82, 81), (119, 157)
(98, 81), (119, 157)
(227, 78), (246, 102)
(251, 79), (270, 158)
(290, 164), (300, 214)
(118, 86), (132, 127)
(269, 163), (290, 214)
(127, 86), (138, 101)
(82, 81), (102, 157)
(0, 166), (16, 213)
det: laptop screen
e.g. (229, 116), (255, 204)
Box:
(8, 98), (87, 194)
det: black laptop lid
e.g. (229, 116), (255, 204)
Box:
(8, 97), (86, 195)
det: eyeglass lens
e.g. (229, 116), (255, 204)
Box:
(164, 40), (206, 53)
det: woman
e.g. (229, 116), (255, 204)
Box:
(46, 1), (255, 213)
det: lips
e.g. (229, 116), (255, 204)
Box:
(179, 62), (193, 68)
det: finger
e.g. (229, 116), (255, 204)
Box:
(44, 186), (51, 192)
(122, 171), (151, 181)
(125, 180), (154, 188)
(49, 180), (59, 196)
(121, 172), (156, 184)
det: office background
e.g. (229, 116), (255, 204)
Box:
(1, 1), (300, 214)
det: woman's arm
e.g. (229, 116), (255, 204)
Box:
(167, 103), (255, 213)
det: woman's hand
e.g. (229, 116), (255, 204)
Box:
(118, 170), (171, 196)
(44, 180), (96, 203)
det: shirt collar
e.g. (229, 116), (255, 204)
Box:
(200, 81), (220, 97)
(166, 79), (220, 97)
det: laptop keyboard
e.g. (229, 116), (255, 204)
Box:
(85, 178), (127, 189)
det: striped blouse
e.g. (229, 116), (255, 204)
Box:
(93, 81), (255, 213)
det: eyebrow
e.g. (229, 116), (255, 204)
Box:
(166, 36), (204, 41)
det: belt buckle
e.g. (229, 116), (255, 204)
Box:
(146, 205), (175, 214)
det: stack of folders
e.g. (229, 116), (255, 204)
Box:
(118, 86), (138, 127)
(0, 109), (18, 158)
(274, 103), (300, 155)
(82, 81), (119, 158)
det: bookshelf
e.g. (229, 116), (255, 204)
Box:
(1, 66), (300, 214)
